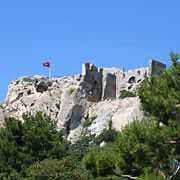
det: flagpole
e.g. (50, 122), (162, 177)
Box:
(49, 66), (51, 78)
(42, 61), (51, 78)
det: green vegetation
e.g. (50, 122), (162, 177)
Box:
(69, 88), (75, 94)
(83, 116), (97, 128)
(0, 112), (69, 178)
(103, 96), (115, 100)
(25, 158), (88, 180)
(82, 51), (180, 179)
(95, 120), (119, 144)
(55, 103), (60, 109)
(47, 81), (53, 87)
(138, 51), (180, 125)
(2, 51), (180, 179)
(0, 104), (4, 109)
(103, 96), (108, 100)
(103, 96), (111, 100)
(15, 80), (20, 85)
(119, 90), (136, 98)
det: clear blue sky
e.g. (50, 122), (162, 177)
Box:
(1, 0), (180, 102)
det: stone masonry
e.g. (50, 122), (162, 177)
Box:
(82, 59), (166, 101)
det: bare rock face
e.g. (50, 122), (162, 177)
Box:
(4, 75), (82, 121)
(2, 60), (166, 142)
(0, 108), (4, 126)
(87, 97), (143, 135)
(0, 99), (4, 126)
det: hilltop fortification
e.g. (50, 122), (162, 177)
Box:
(82, 59), (165, 101)
(0, 59), (166, 141)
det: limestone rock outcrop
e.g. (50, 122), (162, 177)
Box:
(0, 99), (4, 126)
(0, 108), (4, 126)
(1, 59), (166, 141)
(87, 97), (143, 135)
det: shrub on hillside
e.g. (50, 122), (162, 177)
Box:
(119, 90), (136, 99)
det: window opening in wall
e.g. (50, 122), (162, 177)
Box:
(128, 77), (136, 83)
(137, 79), (142, 83)
(94, 81), (97, 85)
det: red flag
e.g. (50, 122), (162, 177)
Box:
(42, 62), (50, 67)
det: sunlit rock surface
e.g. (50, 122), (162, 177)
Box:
(2, 60), (165, 141)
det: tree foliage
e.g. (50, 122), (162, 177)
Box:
(95, 120), (119, 144)
(82, 52), (180, 179)
(138, 51), (180, 125)
(83, 120), (175, 179)
(2, 52), (180, 179)
(0, 112), (69, 176)
(119, 90), (136, 99)
(25, 158), (88, 180)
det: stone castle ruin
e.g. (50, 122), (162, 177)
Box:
(82, 59), (166, 102)
(0, 58), (166, 141)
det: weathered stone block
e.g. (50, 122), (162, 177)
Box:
(102, 73), (116, 99)
(148, 59), (166, 76)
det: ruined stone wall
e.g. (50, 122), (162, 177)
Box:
(1, 59), (166, 141)
(82, 63), (102, 102)
(82, 63), (100, 82)
(102, 73), (116, 99)
(116, 67), (148, 97)
(81, 59), (166, 101)
(148, 59), (166, 76)
(101, 67), (124, 100)
(99, 66), (148, 99)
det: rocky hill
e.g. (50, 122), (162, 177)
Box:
(0, 60), (166, 142)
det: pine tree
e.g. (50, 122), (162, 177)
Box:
(0, 112), (69, 177)
(138, 51), (180, 125)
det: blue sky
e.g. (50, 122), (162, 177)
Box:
(0, 0), (180, 102)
